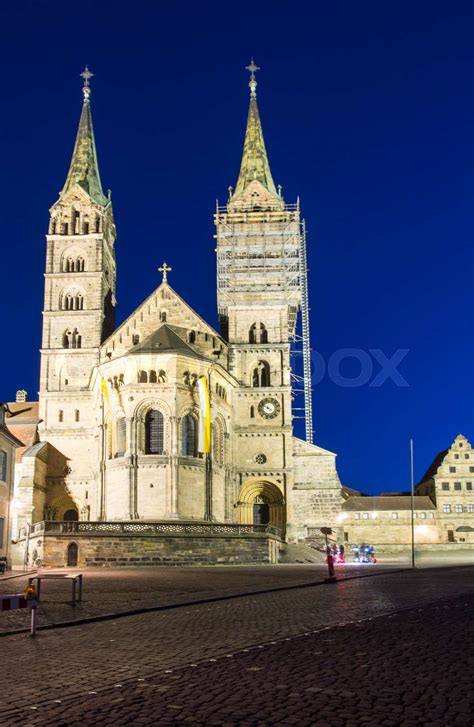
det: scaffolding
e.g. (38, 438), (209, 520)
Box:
(215, 200), (314, 444)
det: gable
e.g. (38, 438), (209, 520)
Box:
(293, 436), (337, 458)
(101, 283), (226, 362)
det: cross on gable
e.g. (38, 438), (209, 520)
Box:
(158, 262), (172, 282)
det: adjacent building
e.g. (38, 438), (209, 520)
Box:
(0, 403), (23, 565)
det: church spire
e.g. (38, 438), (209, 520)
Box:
(232, 60), (278, 199)
(60, 67), (108, 206)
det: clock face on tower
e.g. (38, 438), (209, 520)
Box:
(258, 397), (280, 419)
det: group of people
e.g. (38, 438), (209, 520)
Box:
(325, 542), (377, 565)
(326, 543), (346, 564)
(352, 543), (377, 563)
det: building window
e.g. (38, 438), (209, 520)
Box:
(470, 467), (474, 473)
(413, 512), (417, 519)
(465, 454), (470, 459)
(442, 482), (450, 491)
(459, 442), (463, 447)
(252, 360), (270, 387)
(188, 331), (196, 344)
(249, 322), (268, 344)
(454, 505), (463, 513)
(454, 454), (459, 459)
(354, 513), (360, 519)
(250, 405), (255, 419)
(428, 512), (434, 519)
(145, 410), (164, 455)
(58, 410), (64, 423)
(181, 414), (197, 457)
(132, 334), (140, 345)
(467, 504), (474, 513)
(149, 371), (157, 384)
(115, 417), (126, 457)
(466, 483), (472, 491)
(392, 512), (398, 519)
(75, 410), (80, 422)
(454, 482), (461, 491)
(449, 467), (456, 473)
(0, 517), (4, 547)
(0, 451), (7, 482)
(138, 370), (148, 383)
(213, 419), (225, 467)
(443, 504), (451, 513)
(420, 512), (426, 519)
(362, 512), (369, 520)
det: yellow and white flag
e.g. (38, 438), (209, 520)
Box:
(98, 371), (111, 411)
(197, 376), (211, 454)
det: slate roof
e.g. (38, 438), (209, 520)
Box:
(232, 85), (278, 199)
(132, 324), (204, 360)
(342, 495), (436, 511)
(418, 448), (449, 485)
(60, 87), (107, 206)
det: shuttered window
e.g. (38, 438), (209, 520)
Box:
(116, 418), (126, 457)
(181, 415), (196, 457)
(145, 410), (164, 454)
(0, 450), (7, 482)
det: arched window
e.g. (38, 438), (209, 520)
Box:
(75, 294), (84, 310)
(64, 509), (78, 522)
(64, 293), (74, 310)
(183, 371), (190, 385)
(115, 417), (126, 457)
(149, 371), (157, 383)
(82, 220), (89, 234)
(95, 215), (101, 233)
(188, 331), (196, 344)
(138, 370), (148, 383)
(63, 330), (72, 348)
(181, 414), (197, 457)
(250, 405), (255, 418)
(145, 410), (164, 455)
(71, 329), (81, 349)
(77, 256), (85, 272)
(249, 322), (268, 344)
(157, 370), (167, 383)
(252, 361), (270, 387)
(160, 311), (167, 322)
(65, 257), (75, 272)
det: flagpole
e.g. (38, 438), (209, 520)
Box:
(410, 438), (415, 568)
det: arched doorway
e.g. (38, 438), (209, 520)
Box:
(238, 481), (285, 535)
(63, 509), (78, 522)
(67, 542), (78, 567)
(253, 496), (270, 525)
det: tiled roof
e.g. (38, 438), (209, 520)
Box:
(342, 495), (436, 511)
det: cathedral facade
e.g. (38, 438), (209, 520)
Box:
(12, 67), (343, 566)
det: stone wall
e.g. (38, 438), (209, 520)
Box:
(26, 531), (279, 567)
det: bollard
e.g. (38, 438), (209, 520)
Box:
(24, 584), (38, 636)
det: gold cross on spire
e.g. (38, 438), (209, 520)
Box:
(80, 66), (94, 103)
(245, 58), (260, 80)
(80, 65), (94, 87)
(245, 58), (260, 98)
(158, 262), (172, 282)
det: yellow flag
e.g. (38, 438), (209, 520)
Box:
(197, 376), (211, 454)
(99, 372), (111, 411)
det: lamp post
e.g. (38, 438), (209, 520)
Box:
(410, 438), (415, 568)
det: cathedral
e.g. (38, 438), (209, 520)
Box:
(10, 65), (343, 567)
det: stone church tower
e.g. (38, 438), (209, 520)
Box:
(38, 68), (116, 518)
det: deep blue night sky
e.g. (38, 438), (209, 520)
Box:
(0, 1), (472, 493)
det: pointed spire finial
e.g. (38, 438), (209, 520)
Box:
(158, 262), (172, 283)
(245, 58), (260, 97)
(80, 65), (94, 103)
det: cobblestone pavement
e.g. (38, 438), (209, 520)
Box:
(0, 563), (402, 632)
(1, 567), (473, 725)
